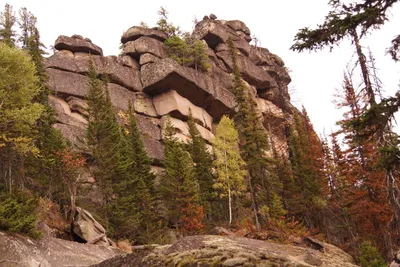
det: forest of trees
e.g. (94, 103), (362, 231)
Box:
(1, 1), (400, 266)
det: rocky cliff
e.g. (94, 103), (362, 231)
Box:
(45, 16), (297, 167)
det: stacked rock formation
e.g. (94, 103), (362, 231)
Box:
(44, 17), (298, 172)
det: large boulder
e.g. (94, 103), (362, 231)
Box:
(193, 19), (233, 49)
(46, 69), (136, 112)
(139, 53), (160, 66)
(153, 90), (213, 130)
(123, 37), (167, 59)
(133, 92), (157, 117)
(217, 51), (277, 90)
(225, 20), (251, 36)
(91, 235), (357, 267)
(119, 54), (140, 70)
(48, 95), (87, 128)
(121, 26), (168, 43)
(45, 51), (142, 92)
(136, 115), (161, 140)
(160, 116), (214, 144)
(67, 96), (88, 116)
(55, 35), (103, 56)
(141, 58), (235, 120)
(72, 207), (113, 246)
(107, 83), (136, 111)
(47, 68), (88, 98)
(0, 231), (122, 267)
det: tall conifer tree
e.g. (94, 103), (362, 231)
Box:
(160, 117), (203, 232)
(227, 36), (283, 229)
(187, 110), (214, 219)
(0, 4), (16, 47)
(85, 59), (126, 226)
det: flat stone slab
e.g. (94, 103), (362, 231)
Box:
(55, 35), (103, 56)
(121, 26), (168, 44)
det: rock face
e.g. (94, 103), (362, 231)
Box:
(91, 235), (357, 267)
(45, 17), (298, 191)
(0, 231), (122, 267)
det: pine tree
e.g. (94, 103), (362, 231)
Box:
(212, 116), (247, 227)
(187, 110), (214, 220)
(0, 4), (16, 47)
(227, 36), (282, 229)
(160, 117), (203, 233)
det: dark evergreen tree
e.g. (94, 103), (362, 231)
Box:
(187, 110), (214, 220)
(85, 59), (126, 227)
(227, 36), (283, 230)
(288, 109), (326, 228)
(118, 104), (157, 242)
(160, 117), (203, 233)
(0, 4), (16, 47)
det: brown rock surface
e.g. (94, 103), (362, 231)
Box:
(45, 51), (142, 92)
(139, 53), (160, 66)
(67, 96), (88, 115)
(55, 35), (103, 56)
(73, 207), (113, 246)
(47, 68), (88, 98)
(91, 235), (357, 267)
(153, 90), (213, 130)
(54, 123), (85, 148)
(123, 37), (167, 59)
(46, 69), (136, 112)
(217, 51), (277, 90)
(119, 54), (140, 70)
(121, 26), (168, 44)
(0, 231), (121, 267)
(133, 92), (157, 117)
(142, 136), (164, 162)
(225, 20), (251, 36)
(141, 58), (235, 119)
(48, 95), (87, 128)
(107, 83), (136, 111)
(136, 114), (161, 140)
(193, 19), (233, 49)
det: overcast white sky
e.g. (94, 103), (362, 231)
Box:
(5, 0), (400, 135)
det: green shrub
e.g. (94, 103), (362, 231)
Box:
(0, 191), (42, 238)
(357, 241), (386, 267)
(164, 35), (210, 72)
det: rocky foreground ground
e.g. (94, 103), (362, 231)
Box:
(0, 231), (359, 267)
(91, 235), (358, 267)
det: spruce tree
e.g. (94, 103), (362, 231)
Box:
(160, 117), (203, 233)
(0, 4), (16, 47)
(227, 36), (283, 229)
(117, 104), (156, 242)
(85, 59), (126, 226)
(212, 116), (247, 227)
(288, 110), (326, 227)
(187, 110), (214, 220)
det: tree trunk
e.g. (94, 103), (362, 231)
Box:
(248, 173), (261, 231)
(351, 30), (375, 106)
